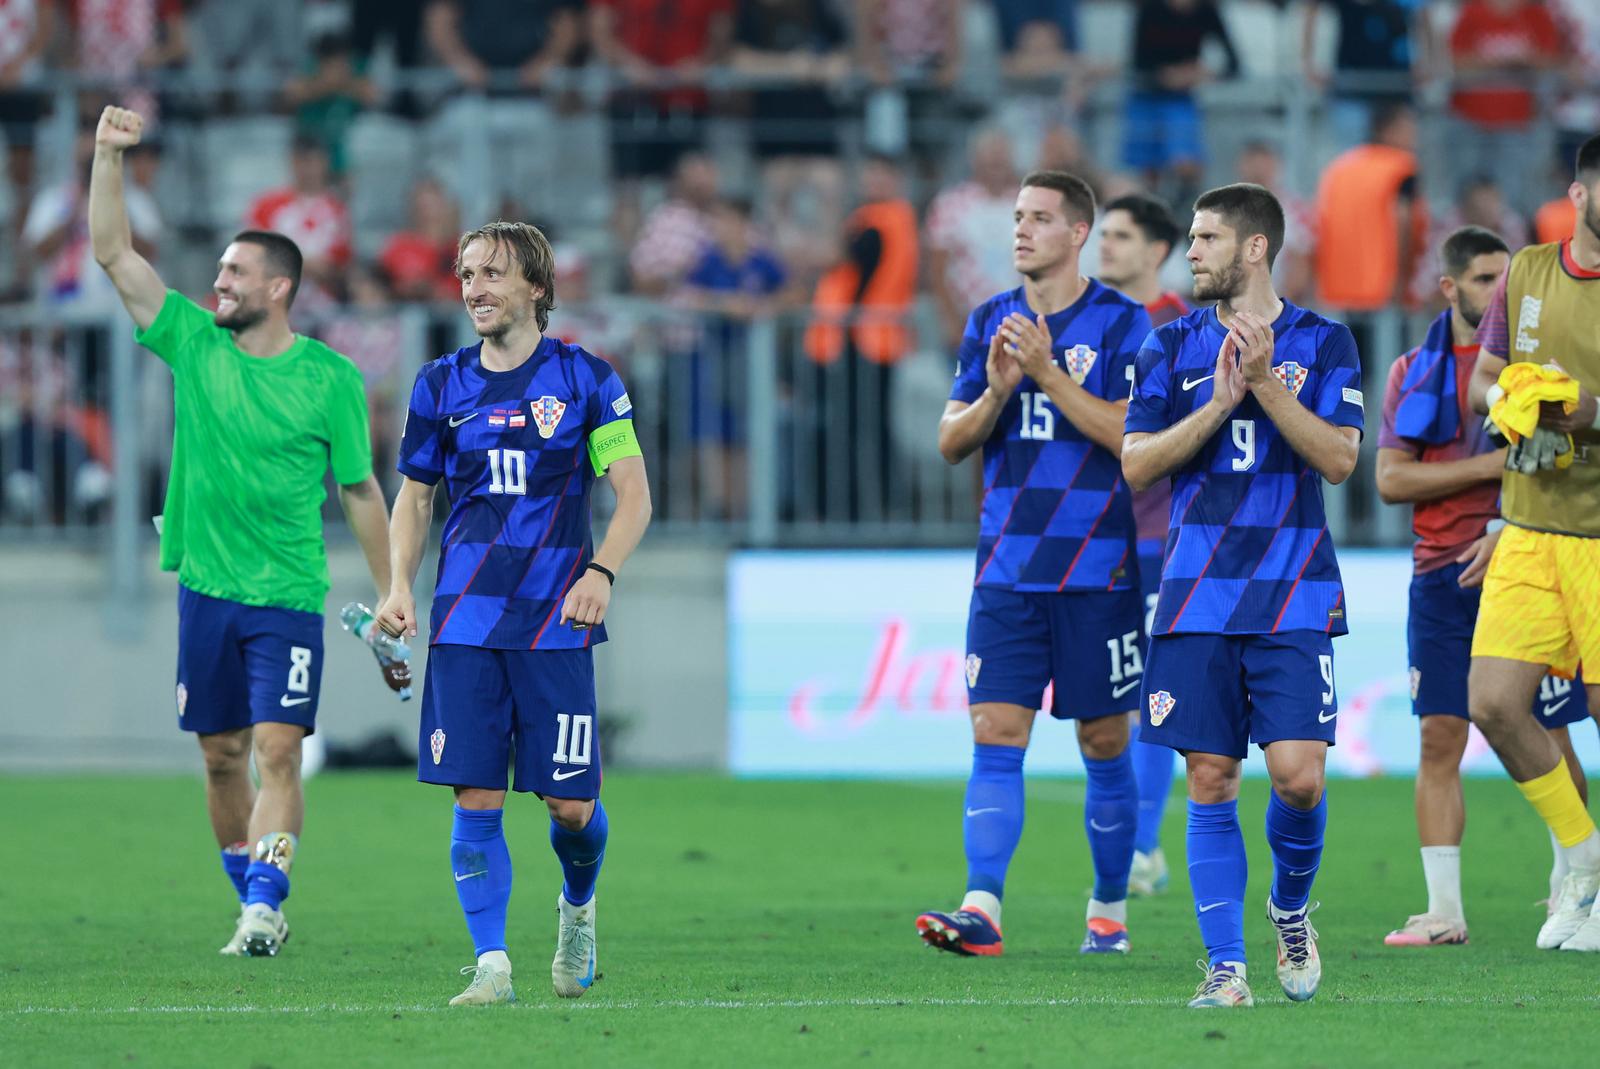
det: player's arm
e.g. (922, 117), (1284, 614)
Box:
(87, 107), (165, 331)
(1468, 347), (1507, 415)
(1122, 330), (1243, 491)
(939, 330), (1019, 464)
(337, 475), (393, 599)
(1234, 311), (1360, 484)
(999, 312), (1128, 455)
(376, 475), (435, 639)
(1375, 447), (1504, 504)
(562, 455), (653, 629)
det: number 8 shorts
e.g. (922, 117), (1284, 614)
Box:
(175, 584), (324, 735)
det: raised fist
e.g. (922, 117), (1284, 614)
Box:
(96, 106), (143, 151)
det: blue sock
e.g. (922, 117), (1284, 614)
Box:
(963, 743), (1026, 897)
(244, 862), (289, 910)
(1187, 799), (1247, 967)
(1266, 789), (1327, 914)
(550, 801), (608, 907)
(452, 805), (513, 956)
(221, 846), (250, 903)
(1131, 735), (1176, 854)
(1083, 749), (1138, 903)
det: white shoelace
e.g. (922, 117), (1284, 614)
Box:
(557, 919), (595, 974)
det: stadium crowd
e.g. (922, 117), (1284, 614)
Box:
(0, 0), (1595, 527)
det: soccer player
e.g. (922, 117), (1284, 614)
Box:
(376, 221), (651, 1005)
(916, 171), (1153, 957)
(88, 107), (394, 957)
(1465, 133), (1600, 952)
(1098, 191), (1192, 896)
(1124, 183), (1364, 1008)
(1377, 225), (1592, 948)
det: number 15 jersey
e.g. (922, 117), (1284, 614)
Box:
(1124, 303), (1364, 636)
(398, 338), (642, 650)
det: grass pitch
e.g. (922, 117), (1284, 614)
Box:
(4, 772), (1597, 1067)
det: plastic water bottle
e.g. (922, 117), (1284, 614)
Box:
(339, 602), (414, 701)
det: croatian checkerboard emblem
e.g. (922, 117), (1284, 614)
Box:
(1061, 344), (1098, 385)
(531, 395), (567, 439)
(1409, 667), (1421, 701)
(430, 728), (446, 765)
(1273, 361), (1308, 396)
(1148, 690), (1176, 726)
(175, 683), (188, 719)
(965, 654), (982, 689)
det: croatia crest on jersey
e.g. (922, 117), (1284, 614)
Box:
(1061, 344), (1098, 385)
(1148, 690), (1176, 726)
(1273, 361), (1308, 396)
(531, 395), (567, 439)
(965, 653), (982, 689)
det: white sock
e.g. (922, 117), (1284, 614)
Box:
(478, 949), (511, 972)
(961, 890), (1002, 927)
(1550, 829), (1570, 900)
(1086, 898), (1127, 925)
(1564, 829), (1600, 874)
(1420, 846), (1463, 921)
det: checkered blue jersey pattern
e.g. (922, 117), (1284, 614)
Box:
(950, 281), (1151, 592)
(1124, 303), (1364, 635)
(398, 338), (633, 650)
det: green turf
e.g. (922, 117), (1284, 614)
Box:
(4, 772), (1596, 1068)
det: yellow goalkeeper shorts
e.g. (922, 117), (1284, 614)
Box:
(1472, 524), (1600, 678)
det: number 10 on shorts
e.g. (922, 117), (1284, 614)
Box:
(552, 713), (593, 765)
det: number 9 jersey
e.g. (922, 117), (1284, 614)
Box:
(398, 338), (642, 650)
(1125, 303), (1364, 636)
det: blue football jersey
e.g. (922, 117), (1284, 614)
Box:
(1124, 302), (1365, 635)
(398, 338), (641, 650)
(950, 281), (1152, 592)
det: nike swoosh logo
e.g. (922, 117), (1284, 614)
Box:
(1112, 681), (1140, 699)
(965, 807), (1002, 817)
(1198, 901), (1228, 913)
(1542, 697), (1571, 716)
(448, 412), (478, 427)
(1182, 374), (1215, 391)
(1288, 868), (1315, 877)
(1088, 819), (1124, 833)
(1318, 710), (1338, 723)
(279, 695), (311, 707)
(571, 857), (602, 867)
(454, 871), (486, 882)
(552, 768), (589, 781)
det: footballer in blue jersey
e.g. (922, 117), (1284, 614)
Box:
(916, 171), (1150, 960)
(1123, 184), (1363, 1009)
(378, 222), (652, 1007)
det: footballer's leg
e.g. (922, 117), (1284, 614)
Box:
(1077, 712), (1136, 953)
(547, 796), (604, 997)
(1130, 547), (1173, 896)
(450, 787), (516, 1005)
(917, 589), (1048, 956)
(1386, 714), (1469, 947)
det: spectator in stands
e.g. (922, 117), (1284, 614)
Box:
(379, 177), (462, 304)
(319, 262), (407, 493)
(730, 0), (850, 279)
(1448, 0), (1564, 214)
(425, 0), (583, 223)
(284, 34), (378, 179)
(682, 196), (788, 520)
(1301, 1), (1425, 151)
(65, 0), (188, 124)
(1549, 0), (1600, 174)
(0, 0), (56, 300)
(925, 126), (1021, 348)
(1235, 140), (1315, 305)
(552, 243), (635, 372)
(23, 128), (161, 310)
(245, 135), (352, 304)
(1123, 0), (1239, 203)
(857, 0), (965, 159)
(191, 0), (304, 112)
(1411, 174), (1530, 308)
(350, 0), (428, 117)
(628, 152), (720, 297)
(590, 0), (733, 183)
(994, 0), (1079, 80)
(1536, 145), (1579, 246)
(1314, 102), (1426, 312)
(805, 154), (918, 519)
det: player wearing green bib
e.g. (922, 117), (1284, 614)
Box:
(89, 106), (395, 958)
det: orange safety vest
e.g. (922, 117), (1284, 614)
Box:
(1314, 144), (1427, 310)
(1536, 197), (1576, 247)
(805, 199), (919, 366)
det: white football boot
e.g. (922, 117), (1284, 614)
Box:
(552, 893), (598, 998)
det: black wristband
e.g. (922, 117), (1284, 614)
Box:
(585, 561), (615, 586)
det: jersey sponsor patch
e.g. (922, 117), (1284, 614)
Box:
(612, 393), (633, 417)
(531, 395), (567, 439)
(1061, 344), (1098, 385)
(1148, 689), (1176, 726)
(1273, 360), (1309, 396)
(965, 653), (982, 689)
(430, 728), (446, 765)
(1343, 386), (1364, 408)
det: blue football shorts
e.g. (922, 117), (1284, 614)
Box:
(175, 584), (323, 736)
